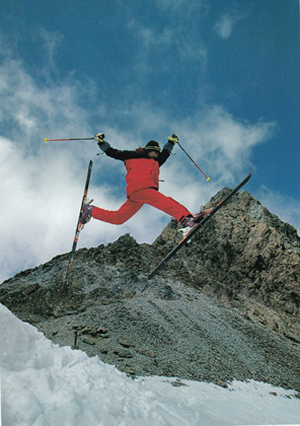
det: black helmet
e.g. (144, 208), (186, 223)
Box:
(144, 140), (161, 152)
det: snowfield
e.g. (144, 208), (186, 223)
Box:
(1, 303), (299, 426)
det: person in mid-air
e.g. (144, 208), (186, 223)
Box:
(81, 133), (211, 227)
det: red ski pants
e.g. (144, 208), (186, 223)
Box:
(91, 188), (191, 225)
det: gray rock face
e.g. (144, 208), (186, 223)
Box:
(1, 189), (300, 392)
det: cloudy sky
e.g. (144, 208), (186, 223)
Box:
(0, 0), (299, 282)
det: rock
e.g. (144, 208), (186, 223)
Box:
(1, 188), (300, 392)
(138, 349), (156, 358)
(114, 349), (133, 358)
(82, 336), (96, 346)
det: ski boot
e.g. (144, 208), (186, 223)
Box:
(80, 198), (94, 225)
(179, 209), (212, 238)
(180, 208), (212, 228)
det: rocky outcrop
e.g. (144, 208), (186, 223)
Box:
(1, 188), (300, 392)
(151, 189), (300, 343)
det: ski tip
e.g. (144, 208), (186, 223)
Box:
(44, 138), (49, 143)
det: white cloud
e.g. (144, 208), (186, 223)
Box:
(0, 59), (96, 151)
(136, 24), (174, 50)
(127, 19), (174, 51)
(0, 136), (81, 279)
(168, 106), (276, 183)
(34, 28), (64, 73)
(214, 14), (235, 39)
(214, 9), (250, 39)
(128, 18), (207, 71)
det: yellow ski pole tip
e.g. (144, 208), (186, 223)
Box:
(44, 138), (49, 143)
(206, 177), (211, 182)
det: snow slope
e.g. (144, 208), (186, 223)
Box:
(1, 303), (299, 426)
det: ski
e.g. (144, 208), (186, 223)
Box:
(148, 171), (252, 279)
(65, 160), (93, 290)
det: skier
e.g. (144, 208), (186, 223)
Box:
(81, 133), (211, 227)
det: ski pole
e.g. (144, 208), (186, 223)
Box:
(169, 137), (210, 181)
(44, 137), (95, 143)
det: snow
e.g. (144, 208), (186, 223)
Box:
(1, 303), (299, 426)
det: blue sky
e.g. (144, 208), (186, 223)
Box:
(0, 0), (299, 282)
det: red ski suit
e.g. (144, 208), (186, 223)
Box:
(91, 141), (191, 225)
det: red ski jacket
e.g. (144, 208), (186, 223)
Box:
(124, 157), (159, 196)
(99, 142), (173, 197)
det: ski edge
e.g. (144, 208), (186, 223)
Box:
(148, 171), (252, 280)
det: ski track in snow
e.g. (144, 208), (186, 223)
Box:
(1, 303), (300, 426)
